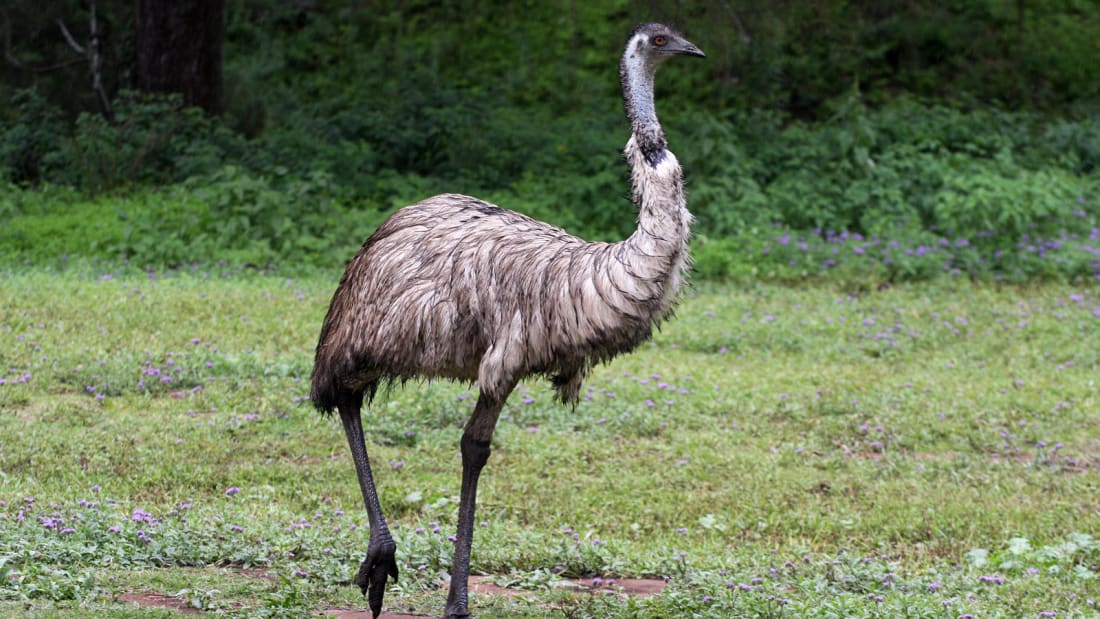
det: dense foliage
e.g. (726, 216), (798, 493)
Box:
(1, 0), (1098, 281)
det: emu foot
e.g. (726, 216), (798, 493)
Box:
(353, 539), (399, 618)
(443, 586), (470, 618)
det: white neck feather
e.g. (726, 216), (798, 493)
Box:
(591, 33), (692, 316)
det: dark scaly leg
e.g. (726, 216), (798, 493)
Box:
(444, 389), (507, 619)
(339, 394), (399, 619)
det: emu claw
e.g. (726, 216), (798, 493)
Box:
(354, 540), (399, 618)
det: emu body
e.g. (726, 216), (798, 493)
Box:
(314, 143), (688, 408)
(311, 23), (704, 619)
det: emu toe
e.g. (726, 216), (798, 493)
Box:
(354, 541), (399, 618)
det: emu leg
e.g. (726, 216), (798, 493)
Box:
(340, 401), (399, 619)
(444, 390), (506, 619)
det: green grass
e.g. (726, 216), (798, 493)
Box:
(1, 266), (1098, 617)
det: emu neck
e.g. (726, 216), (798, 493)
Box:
(620, 52), (667, 165)
(607, 134), (692, 320)
(619, 51), (690, 260)
(615, 91), (692, 312)
(582, 44), (691, 320)
(624, 136), (691, 257)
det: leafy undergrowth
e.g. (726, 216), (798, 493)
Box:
(1, 269), (1098, 617)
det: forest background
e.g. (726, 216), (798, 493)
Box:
(1, 0), (1099, 283)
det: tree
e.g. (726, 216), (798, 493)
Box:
(134, 0), (224, 115)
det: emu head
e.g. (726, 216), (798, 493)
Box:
(623, 22), (706, 73)
(619, 23), (704, 158)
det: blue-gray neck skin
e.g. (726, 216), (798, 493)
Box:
(620, 40), (667, 166)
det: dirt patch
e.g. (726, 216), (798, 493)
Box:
(587, 577), (667, 596)
(468, 575), (666, 597)
(120, 572), (666, 617)
(118, 592), (203, 615)
(1056, 455), (1098, 473)
(469, 575), (528, 598)
(226, 566), (279, 582)
(322, 611), (428, 619)
(115, 585), (415, 618)
(318, 576), (667, 618)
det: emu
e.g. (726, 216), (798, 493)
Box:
(311, 23), (704, 619)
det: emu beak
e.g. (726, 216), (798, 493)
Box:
(674, 39), (706, 59)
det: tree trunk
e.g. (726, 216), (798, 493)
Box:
(134, 0), (224, 115)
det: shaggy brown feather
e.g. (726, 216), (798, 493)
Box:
(311, 140), (690, 410)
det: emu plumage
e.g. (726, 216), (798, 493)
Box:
(311, 23), (704, 619)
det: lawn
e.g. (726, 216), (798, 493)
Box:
(1, 267), (1098, 617)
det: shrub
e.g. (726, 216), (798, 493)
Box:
(106, 166), (384, 268)
(63, 91), (245, 192)
(933, 166), (1085, 239)
(0, 89), (67, 184)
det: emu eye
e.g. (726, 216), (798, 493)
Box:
(653, 35), (667, 46)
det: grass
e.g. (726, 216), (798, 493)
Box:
(1, 265), (1098, 617)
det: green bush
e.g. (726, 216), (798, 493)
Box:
(63, 91), (246, 192)
(0, 89), (67, 184)
(105, 166), (389, 268)
(933, 166), (1083, 238)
